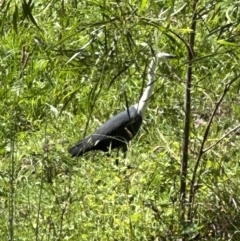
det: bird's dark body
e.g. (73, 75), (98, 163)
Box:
(69, 52), (174, 158)
(69, 106), (142, 157)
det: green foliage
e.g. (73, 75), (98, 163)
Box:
(1, 0), (240, 240)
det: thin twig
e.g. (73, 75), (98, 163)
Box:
(203, 124), (240, 153)
(188, 73), (240, 220)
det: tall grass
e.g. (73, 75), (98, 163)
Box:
(1, 0), (240, 240)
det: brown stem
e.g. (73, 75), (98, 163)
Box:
(188, 73), (240, 221)
(180, 0), (198, 223)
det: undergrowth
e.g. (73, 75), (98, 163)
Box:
(1, 0), (240, 240)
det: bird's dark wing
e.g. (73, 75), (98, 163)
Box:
(69, 106), (142, 157)
(95, 107), (139, 135)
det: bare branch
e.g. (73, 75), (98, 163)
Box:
(203, 124), (240, 153)
(188, 73), (240, 219)
(180, 0), (199, 227)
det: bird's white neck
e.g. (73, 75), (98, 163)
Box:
(136, 56), (158, 117)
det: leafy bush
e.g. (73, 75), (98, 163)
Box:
(1, 0), (240, 240)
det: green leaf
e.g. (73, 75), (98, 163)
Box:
(217, 39), (238, 46)
(138, 0), (148, 14)
(22, 0), (42, 31)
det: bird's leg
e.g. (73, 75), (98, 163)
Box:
(115, 144), (127, 166)
(122, 144), (128, 159)
(122, 144), (133, 169)
(115, 149), (120, 166)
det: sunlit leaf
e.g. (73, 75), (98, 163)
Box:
(217, 39), (238, 46)
(138, 0), (148, 14)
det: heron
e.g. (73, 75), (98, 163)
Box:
(69, 52), (175, 157)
